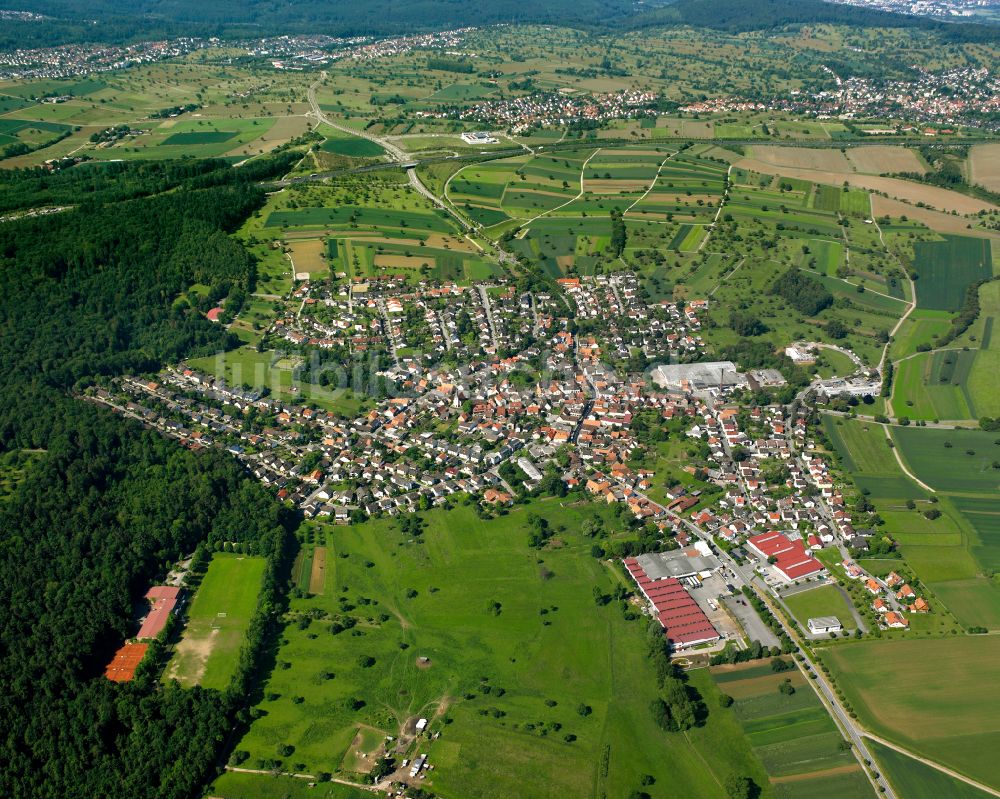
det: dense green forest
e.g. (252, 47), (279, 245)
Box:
(2, 0), (997, 48)
(0, 156), (298, 798)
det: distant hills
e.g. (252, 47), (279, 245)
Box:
(1, 0), (997, 49)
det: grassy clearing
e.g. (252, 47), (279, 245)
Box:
(211, 771), (371, 799)
(165, 553), (266, 690)
(232, 503), (767, 798)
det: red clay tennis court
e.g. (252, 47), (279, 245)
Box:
(103, 642), (149, 682)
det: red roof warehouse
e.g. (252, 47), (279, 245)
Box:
(136, 585), (181, 640)
(623, 558), (719, 648)
(747, 531), (824, 582)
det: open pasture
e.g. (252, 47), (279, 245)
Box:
(231, 503), (768, 798)
(164, 553), (266, 690)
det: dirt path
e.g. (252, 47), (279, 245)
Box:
(861, 733), (1000, 799)
(882, 424), (935, 493)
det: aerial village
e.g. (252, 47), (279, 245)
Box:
(94, 268), (930, 658)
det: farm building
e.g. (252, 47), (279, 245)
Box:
(807, 616), (843, 635)
(137, 585), (182, 640)
(623, 557), (720, 649)
(747, 531), (824, 582)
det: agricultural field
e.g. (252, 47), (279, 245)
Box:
(164, 553), (267, 690)
(259, 177), (499, 286)
(969, 143), (1000, 193)
(868, 740), (995, 799)
(823, 417), (1000, 629)
(224, 503), (770, 799)
(844, 145), (926, 175)
(710, 661), (872, 798)
(821, 637), (1000, 790)
(701, 163), (907, 366)
(913, 236), (993, 312)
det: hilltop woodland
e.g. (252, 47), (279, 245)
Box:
(0, 156), (299, 799)
(2, 0), (997, 48)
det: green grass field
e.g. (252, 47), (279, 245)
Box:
(321, 136), (385, 157)
(210, 772), (371, 799)
(229, 503), (769, 799)
(165, 553), (266, 690)
(821, 637), (1000, 790)
(781, 585), (857, 631)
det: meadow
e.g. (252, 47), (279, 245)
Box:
(821, 637), (1000, 790)
(164, 553), (266, 690)
(224, 502), (771, 799)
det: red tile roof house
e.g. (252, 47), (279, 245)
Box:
(884, 611), (909, 629)
(746, 531), (824, 582)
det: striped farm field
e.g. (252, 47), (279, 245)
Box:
(711, 660), (872, 796)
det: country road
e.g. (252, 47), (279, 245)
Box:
(306, 75), (473, 232)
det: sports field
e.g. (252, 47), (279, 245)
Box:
(165, 553), (266, 690)
(821, 637), (1000, 790)
(227, 503), (769, 799)
(710, 661), (872, 798)
(781, 585), (857, 631)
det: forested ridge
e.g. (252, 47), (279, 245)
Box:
(1, 0), (996, 49)
(0, 155), (299, 798)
